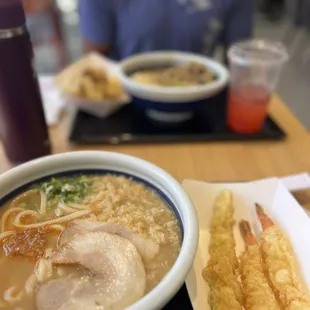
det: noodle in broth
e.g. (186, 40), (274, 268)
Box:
(0, 174), (181, 309)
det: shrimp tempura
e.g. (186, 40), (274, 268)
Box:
(202, 190), (243, 309)
(256, 204), (310, 309)
(239, 220), (280, 310)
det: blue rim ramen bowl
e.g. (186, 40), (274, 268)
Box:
(0, 151), (198, 310)
(117, 51), (229, 123)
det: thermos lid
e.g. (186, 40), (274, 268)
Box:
(0, 0), (26, 30)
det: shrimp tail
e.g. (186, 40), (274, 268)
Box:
(255, 203), (274, 230)
(239, 220), (256, 246)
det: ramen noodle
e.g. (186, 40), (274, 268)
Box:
(0, 174), (181, 310)
(131, 62), (216, 87)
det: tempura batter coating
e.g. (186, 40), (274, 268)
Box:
(239, 221), (280, 310)
(202, 190), (242, 309)
(208, 230), (238, 270)
(208, 190), (239, 269)
(203, 256), (243, 310)
(210, 190), (234, 232)
(256, 204), (310, 309)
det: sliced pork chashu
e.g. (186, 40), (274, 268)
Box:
(59, 220), (159, 263)
(37, 231), (146, 310)
(36, 274), (89, 310)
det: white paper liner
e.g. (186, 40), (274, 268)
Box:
(182, 178), (310, 310)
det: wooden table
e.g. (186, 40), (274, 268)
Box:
(1, 95), (310, 184)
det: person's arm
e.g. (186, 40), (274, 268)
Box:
(79, 0), (114, 54)
(23, 0), (51, 13)
(222, 0), (254, 57)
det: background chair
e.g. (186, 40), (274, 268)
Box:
(23, 0), (67, 71)
(283, 0), (310, 64)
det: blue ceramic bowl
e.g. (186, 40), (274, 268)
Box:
(117, 51), (229, 122)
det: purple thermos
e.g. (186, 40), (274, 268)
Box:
(0, 0), (51, 163)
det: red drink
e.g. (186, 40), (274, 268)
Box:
(227, 85), (270, 134)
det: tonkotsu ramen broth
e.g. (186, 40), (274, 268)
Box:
(0, 174), (181, 310)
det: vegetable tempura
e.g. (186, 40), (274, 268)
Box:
(202, 190), (243, 309)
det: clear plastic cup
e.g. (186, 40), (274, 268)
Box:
(227, 39), (288, 133)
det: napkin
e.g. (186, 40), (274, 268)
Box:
(38, 75), (65, 126)
(280, 173), (310, 192)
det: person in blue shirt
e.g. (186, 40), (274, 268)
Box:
(79, 0), (254, 61)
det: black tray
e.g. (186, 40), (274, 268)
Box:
(69, 91), (286, 145)
(163, 284), (193, 309)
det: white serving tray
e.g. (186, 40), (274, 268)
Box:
(182, 177), (310, 310)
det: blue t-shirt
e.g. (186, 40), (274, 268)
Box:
(79, 0), (254, 60)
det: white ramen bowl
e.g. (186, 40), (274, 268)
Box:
(0, 151), (198, 310)
(117, 51), (229, 123)
(118, 51), (229, 103)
